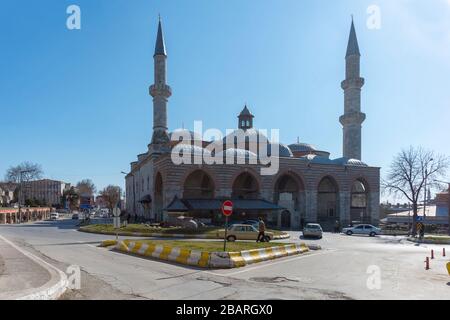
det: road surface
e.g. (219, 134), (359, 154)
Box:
(0, 219), (449, 300)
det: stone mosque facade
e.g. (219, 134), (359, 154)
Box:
(125, 18), (380, 231)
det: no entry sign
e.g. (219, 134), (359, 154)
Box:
(222, 200), (233, 216)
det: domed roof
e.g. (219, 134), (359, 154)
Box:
(300, 154), (336, 165)
(172, 144), (210, 156)
(216, 148), (258, 159)
(268, 143), (294, 158)
(222, 128), (268, 144)
(169, 129), (203, 142)
(288, 143), (317, 153)
(332, 157), (368, 167)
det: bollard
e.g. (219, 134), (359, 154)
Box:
(425, 257), (430, 270)
(431, 249), (434, 259)
(444, 248), (446, 257)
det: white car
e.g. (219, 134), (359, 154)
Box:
(342, 224), (381, 237)
(50, 212), (59, 221)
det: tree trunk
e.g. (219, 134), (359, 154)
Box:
(411, 202), (418, 236)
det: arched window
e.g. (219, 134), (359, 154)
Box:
(183, 170), (215, 199)
(351, 180), (367, 208)
(232, 172), (259, 199)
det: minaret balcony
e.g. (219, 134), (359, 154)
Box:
(150, 84), (172, 98)
(339, 112), (366, 126)
(341, 77), (365, 90)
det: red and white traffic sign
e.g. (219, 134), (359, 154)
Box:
(221, 200), (233, 216)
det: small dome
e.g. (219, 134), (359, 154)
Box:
(288, 143), (317, 153)
(222, 128), (268, 144)
(333, 157), (368, 167)
(301, 154), (334, 164)
(268, 143), (294, 158)
(169, 129), (203, 142)
(216, 148), (258, 158)
(172, 144), (210, 156)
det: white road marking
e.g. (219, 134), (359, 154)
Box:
(204, 249), (337, 277)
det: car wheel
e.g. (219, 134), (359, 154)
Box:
(369, 232), (376, 237)
(264, 236), (271, 242)
(346, 230), (353, 236)
(226, 235), (236, 242)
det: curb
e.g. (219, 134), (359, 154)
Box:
(79, 227), (290, 240)
(0, 234), (68, 300)
(114, 240), (313, 269)
(407, 237), (450, 245)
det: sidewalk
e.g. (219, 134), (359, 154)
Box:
(0, 235), (67, 300)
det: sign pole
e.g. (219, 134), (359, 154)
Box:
(223, 215), (228, 252)
(221, 200), (233, 252)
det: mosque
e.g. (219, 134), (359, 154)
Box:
(125, 18), (380, 231)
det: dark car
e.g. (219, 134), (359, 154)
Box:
(71, 213), (79, 220)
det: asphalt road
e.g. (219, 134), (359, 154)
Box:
(0, 219), (449, 300)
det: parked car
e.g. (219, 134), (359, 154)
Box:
(217, 224), (274, 242)
(71, 213), (79, 220)
(302, 223), (323, 239)
(342, 224), (381, 237)
(50, 212), (59, 221)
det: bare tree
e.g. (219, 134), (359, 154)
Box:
(5, 162), (43, 183)
(383, 146), (449, 234)
(76, 179), (97, 197)
(99, 185), (122, 213)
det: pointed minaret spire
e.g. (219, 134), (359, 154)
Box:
(340, 18), (365, 160)
(154, 15), (167, 57)
(346, 17), (360, 58)
(149, 16), (172, 151)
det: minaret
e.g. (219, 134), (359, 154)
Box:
(149, 16), (172, 150)
(339, 19), (366, 160)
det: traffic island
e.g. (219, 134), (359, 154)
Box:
(112, 240), (317, 269)
(407, 235), (450, 245)
(80, 224), (290, 240)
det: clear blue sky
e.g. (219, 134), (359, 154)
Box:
(1, 0), (449, 201)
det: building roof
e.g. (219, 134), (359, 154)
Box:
(288, 143), (317, 153)
(346, 19), (361, 57)
(154, 17), (167, 57)
(239, 105), (254, 118)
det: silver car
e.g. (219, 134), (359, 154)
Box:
(342, 224), (381, 237)
(302, 223), (323, 239)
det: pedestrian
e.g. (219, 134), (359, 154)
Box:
(256, 217), (266, 242)
(334, 220), (340, 233)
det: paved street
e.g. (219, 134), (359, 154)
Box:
(0, 219), (449, 300)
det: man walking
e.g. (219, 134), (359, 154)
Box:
(256, 217), (266, 242)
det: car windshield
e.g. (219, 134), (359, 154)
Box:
(306, 224), (320, 229)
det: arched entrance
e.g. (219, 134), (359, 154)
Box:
(317, 176), (339, 231)
(183, 170), (215, 199)
(232, 172), (259, 199)
(281, 210), (291, 228)
(154, 173), (163, 222)
(350, 179), (369, 224)
(274, 174), (303, 229)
